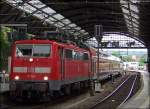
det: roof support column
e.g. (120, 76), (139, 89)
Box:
(95, 25), (103, 74)
(147, 48), (150, 73)
(0, 26), (2, 71)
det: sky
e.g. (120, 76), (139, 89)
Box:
(101, 49), (147, 57)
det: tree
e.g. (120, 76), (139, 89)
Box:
(122, 55), (133, 62)
(0, 27), (11, 71)
(111, 51), (120, 57)
(139, 55), (147, 66)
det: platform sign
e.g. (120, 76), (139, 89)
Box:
(94, 25), (103, 37)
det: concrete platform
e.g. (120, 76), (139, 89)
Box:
(118, 70), (150, 109)
(0, 83), (9, 93)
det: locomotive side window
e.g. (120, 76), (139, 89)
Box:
(65, 49), (73, 59)
(83, 53), (89, 60)
(16, 44), (51, 57)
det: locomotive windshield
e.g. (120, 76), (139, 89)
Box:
(16, 44), (51, 57)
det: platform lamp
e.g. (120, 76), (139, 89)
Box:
(88, 25), (103, 94)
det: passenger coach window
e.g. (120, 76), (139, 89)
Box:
(65, 49), (73, 59)
(83, 53), (89, 60)
(16, 44), (51, 57)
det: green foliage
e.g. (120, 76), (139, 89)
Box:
(111, 51), (133, 62)
(0, 27), (11, 71)
(111, 51), (120, 57)
(139, 55), (147, 66)
(122, 55), (133, 62)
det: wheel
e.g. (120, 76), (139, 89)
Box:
(64, 85), (71, 95)
(10, 91), (17, 101)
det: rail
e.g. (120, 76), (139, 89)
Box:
(88, 74), (138, 109)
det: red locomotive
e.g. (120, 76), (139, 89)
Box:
(9, 32), (122, 100)
(10, 36), (97, 99)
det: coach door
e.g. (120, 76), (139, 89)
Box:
(58, 47), (65, 79)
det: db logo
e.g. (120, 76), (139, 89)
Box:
(27, 74), (35, 78)
(31, 75), (36, 78)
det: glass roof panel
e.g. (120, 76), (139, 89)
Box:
(70, 31), (74, 34)
(48, 17), (57, 22)
(125, 19), (132, 25)
(29, 0), (38, 4)
(134, 31), (139, 35)
(84, 32), (89, 35)
(62, 27), (71, 30)
(68, 23), (77, 27)
(127, 25), (133, 29)
(29, 0), (45, 8)
(120, 0), (139, 36)
(132, 18), (139, 24)
(42, 7), (56, 14)
(128, 27), (134, 31)
(122, 8), (129, 14)
(34, 13), (47, 19)
(122, 4), (128, 8)
(130, 5), (139, 13)
(5, 0), (88, 37)
(45, 19), (54, 24)
(131, 13), (139, 19)
(75, 27), (81, 30)
(53, 14), (64, 20)
(124, 15), (130, 20)
(128, 29), (132, 33)
(56, 24), (63, 28)
(6, 0), (17, 4)
(134, 27), (139, 32)
(80, 30), (85, 33)
(74, 32), (81, 36)
(20, 3), (36, 13)
(61, 19), (71, 24)
(133, 23), (138, 28)
(120, 0), (126, 4)
(57, 22), (64, 26)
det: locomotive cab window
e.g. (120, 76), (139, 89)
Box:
(16, 44), (51, 57)
(83, 53), (89, 60)
(73, 51), (83, 60)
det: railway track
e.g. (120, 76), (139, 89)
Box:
(86, 73), (139, 109)
(0, 73), (140, 109)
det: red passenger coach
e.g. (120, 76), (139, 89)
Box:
(10, 39), (93, 99)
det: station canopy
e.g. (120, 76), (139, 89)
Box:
(1, 0), (150, 47)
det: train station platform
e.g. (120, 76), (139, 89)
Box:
(118, 70), (150, 109)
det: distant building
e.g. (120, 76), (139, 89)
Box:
(123, 62), (139, 70)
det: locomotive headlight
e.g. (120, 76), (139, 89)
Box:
(44, 76), (48, 80)
(14, 76), (19, 80)
(29, 58), (33, 62)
